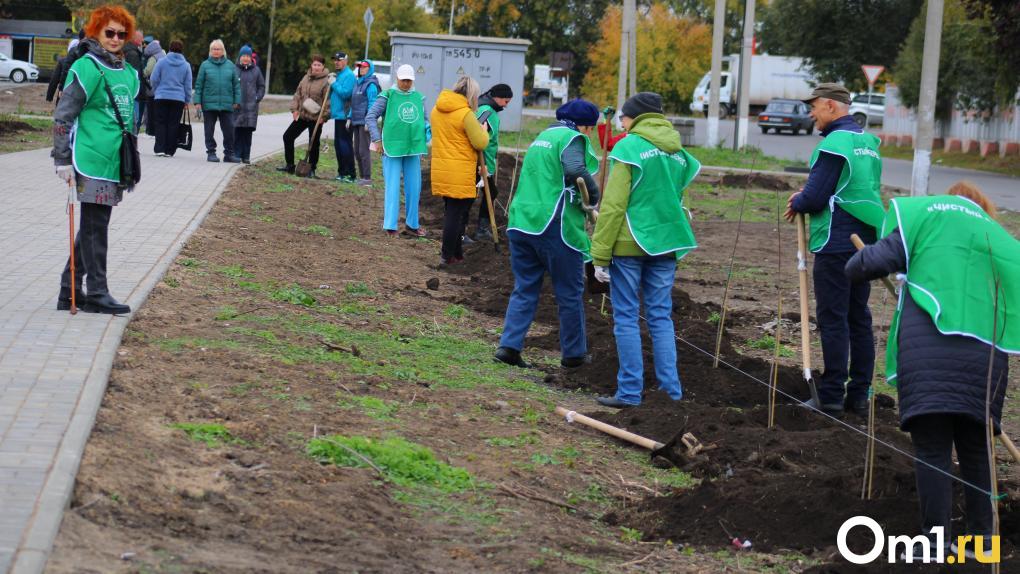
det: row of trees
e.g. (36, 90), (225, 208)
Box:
(24, 0), (1020, 114)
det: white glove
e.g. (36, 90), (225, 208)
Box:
(328, 72), (337, 83)
(594, 266), (611, 283)
(56, 165), (74, 186)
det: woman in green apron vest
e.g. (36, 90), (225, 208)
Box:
(51, 4), (140, 315)
(590, 93), (701, 408)
(494, 99), (600, 369)
(846, 182), (1017, 559)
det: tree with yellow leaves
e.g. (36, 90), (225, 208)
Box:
(582, 3), (712, 113)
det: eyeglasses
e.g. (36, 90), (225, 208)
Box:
(104, 29), (128, 40)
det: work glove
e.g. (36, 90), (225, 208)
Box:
(594, 266), (611, 284)
(55, 165), (74, 186)
(328, 72), (337, 83)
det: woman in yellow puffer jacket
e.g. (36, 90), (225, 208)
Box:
(430, 75), (489, 266)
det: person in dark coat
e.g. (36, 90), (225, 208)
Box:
(150, 40), (192, 157)
(123, 30), (145, 133)
(233, 45), (265, 164)
(846, 182), (1017, 558)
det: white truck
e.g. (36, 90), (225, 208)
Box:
(529, 64), (569, 106)
(690, 55), (813, 118)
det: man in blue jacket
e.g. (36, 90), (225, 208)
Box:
(330, 51), (357, 182)
(784, 83), (885, 417)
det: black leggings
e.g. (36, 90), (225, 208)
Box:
(442, 197), (474, 260)
(909, 413), (994, 539)
(283, 118), (323, 169)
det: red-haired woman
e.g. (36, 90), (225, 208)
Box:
(51, 4), (139, 314)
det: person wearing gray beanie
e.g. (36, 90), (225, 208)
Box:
(494, 98), (601, 370)
(590, 90), (702, 408)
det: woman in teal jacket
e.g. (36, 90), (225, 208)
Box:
(193, 38), (240, 163)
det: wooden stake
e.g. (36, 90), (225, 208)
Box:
(768, 190), (782, 429)
(713, 186), (749, 368)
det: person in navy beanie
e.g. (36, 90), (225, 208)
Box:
(233, 44), (266, 164)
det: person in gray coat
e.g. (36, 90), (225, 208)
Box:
(845, 182), (1011, 559)
(233, 45), (265, 164)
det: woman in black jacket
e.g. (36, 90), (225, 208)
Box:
(845, 182), (1013, 557)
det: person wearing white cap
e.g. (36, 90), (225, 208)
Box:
(365, 64), (431, 237)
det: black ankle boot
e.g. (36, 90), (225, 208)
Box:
(56, 291), (85, 311)
(276, 165), (295, 174)
(83, 293), (131, 315)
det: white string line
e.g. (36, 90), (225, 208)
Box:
(641, 313), (1000, 498)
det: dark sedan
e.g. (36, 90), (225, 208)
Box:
(758, 98), (814, 135)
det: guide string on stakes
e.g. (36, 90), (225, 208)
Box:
(712, 156), (756, 369)
(648, 312), (1004, 500)
(768, 190), (782, 428)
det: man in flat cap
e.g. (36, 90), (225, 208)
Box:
(784, 82), (886, 417)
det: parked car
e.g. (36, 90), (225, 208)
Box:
(757, 98), (814, 135)
(0, 53), (38, 83)
(849, 93), (885, 127)
(373, 60), (392, 91)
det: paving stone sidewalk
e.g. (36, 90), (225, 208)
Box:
(0, 113), (295, 574)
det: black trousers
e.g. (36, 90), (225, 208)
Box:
(910, 414), (994, 540)
(234, 127), (255, 161)
(442, 197), (474, 260)
(283, 118), (322, 169)
(813, 251), (874, 405)
(334, 120), (356, 178)
(353, 125), (372, 179)
(203, 109), (235, 157)
(60, 202), (113, 297)
(152, 99), (185, 156)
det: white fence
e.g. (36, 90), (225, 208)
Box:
(879, 84), (1019, 157)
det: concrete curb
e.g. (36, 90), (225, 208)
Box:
(10, 147), (282, 574)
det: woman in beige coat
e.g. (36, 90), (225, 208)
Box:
(278, 54), (332, 177)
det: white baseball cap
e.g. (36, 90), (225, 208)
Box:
(396, 64), (415, 81)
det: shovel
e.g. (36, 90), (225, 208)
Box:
(67, 181), (77, 315)
(478, 151), (500, 252)
(554, 407), (686, 467)
(795, 214), (822, 409)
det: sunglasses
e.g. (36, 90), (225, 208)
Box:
(104, 29), (128, 40)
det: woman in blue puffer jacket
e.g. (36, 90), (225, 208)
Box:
(149, 39), (192, 157)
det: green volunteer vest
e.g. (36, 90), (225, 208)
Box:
(381, 88), (427, 157)
(881, 195), (1020, 383)
(477, 104), (500, 174)
(66, 54), (139, 182)
(507, 126), (599, 260)
(807, 130), (885, 252)
(608, 135), (702, 259)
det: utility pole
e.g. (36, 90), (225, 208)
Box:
(734, 0), (754, 150)
(628, 0), (637, 97)
(448, 0), (456, 35)
(616, 0), (633, 118)
(364, 7), (374, 60)
(910, 0), (944, 196)
(706, 0), (725, 147)
(265, 0), (277, 90)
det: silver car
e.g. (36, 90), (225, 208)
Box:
(849, 94), (885, 127)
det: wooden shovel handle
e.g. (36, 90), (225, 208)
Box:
(850, 234), (897, 296)
(555, 406), (662, 451)
(795, 214), (812, 374)
(478, 152), (500, 244)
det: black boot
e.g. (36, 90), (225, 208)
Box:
(83, 292), (131, 314)
(277, 165), (295, 174)
(56, 291), (85, 311)
(494, 347), (531, 368)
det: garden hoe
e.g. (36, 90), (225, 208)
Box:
(554, 407), (689, 467)
(795, 214), (822, 410)
(478, 151), (500, 252)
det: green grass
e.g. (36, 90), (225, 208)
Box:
(0, 114), (53, 153)
(218, 264), (255, 279)
(485, 432), (539, 448)
(169, 422), (239, 447)
(880, 145), (1020, 178)
(443, 304), (467, 319)
(301, 224), (333, 237)
(745, 335), (796, 358)
(344, 281), (375, 297)
(338, 394), (400, 420)
(269, 284), (317, 307)
(685, 144), (801, 172)
(620, 526), (643, 543)
(685, 182), (786, 223)
(307, 435), (475, 491)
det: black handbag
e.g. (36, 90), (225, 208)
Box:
(177, 107), (193, 151)
(90, 58), (141, 187)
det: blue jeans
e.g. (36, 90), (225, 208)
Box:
(609, 256), (682, 405)
(382, 154), (422, 230)
(499, 223), (587, 360)
(813, 251), (874, 405)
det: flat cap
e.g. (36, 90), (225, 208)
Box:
(803, 82), (851, 105)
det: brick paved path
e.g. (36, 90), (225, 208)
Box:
(0, 113), (294, 573)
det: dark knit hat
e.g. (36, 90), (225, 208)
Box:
(239, 45), (253, 57)
(488, 83), (513, 98)
(556, 98), (600, 126)
(621, 92), (663, 118)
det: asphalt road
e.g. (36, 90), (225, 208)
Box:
(522, 108), (1019, 210)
